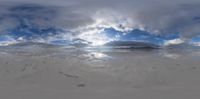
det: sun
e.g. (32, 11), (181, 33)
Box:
(79, 33), (110, 46)
(90, 38), (108, 46)
(77, 28), (111, 46)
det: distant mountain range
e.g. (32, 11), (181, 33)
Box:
(103, 41), (160, 49)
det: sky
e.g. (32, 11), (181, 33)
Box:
(0, 0), (200, 46)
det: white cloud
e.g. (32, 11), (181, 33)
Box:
(0, 0), (200, 44)
(164, 39), (185, 46)
(191, 42), (200, 46)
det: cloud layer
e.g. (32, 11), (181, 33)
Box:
(0, 0), (200, 45)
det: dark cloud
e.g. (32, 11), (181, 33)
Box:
(0, 0), (200, 45)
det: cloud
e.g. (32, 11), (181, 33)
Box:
(164, 39), (185, 46)
(0, 0), (200, 45)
